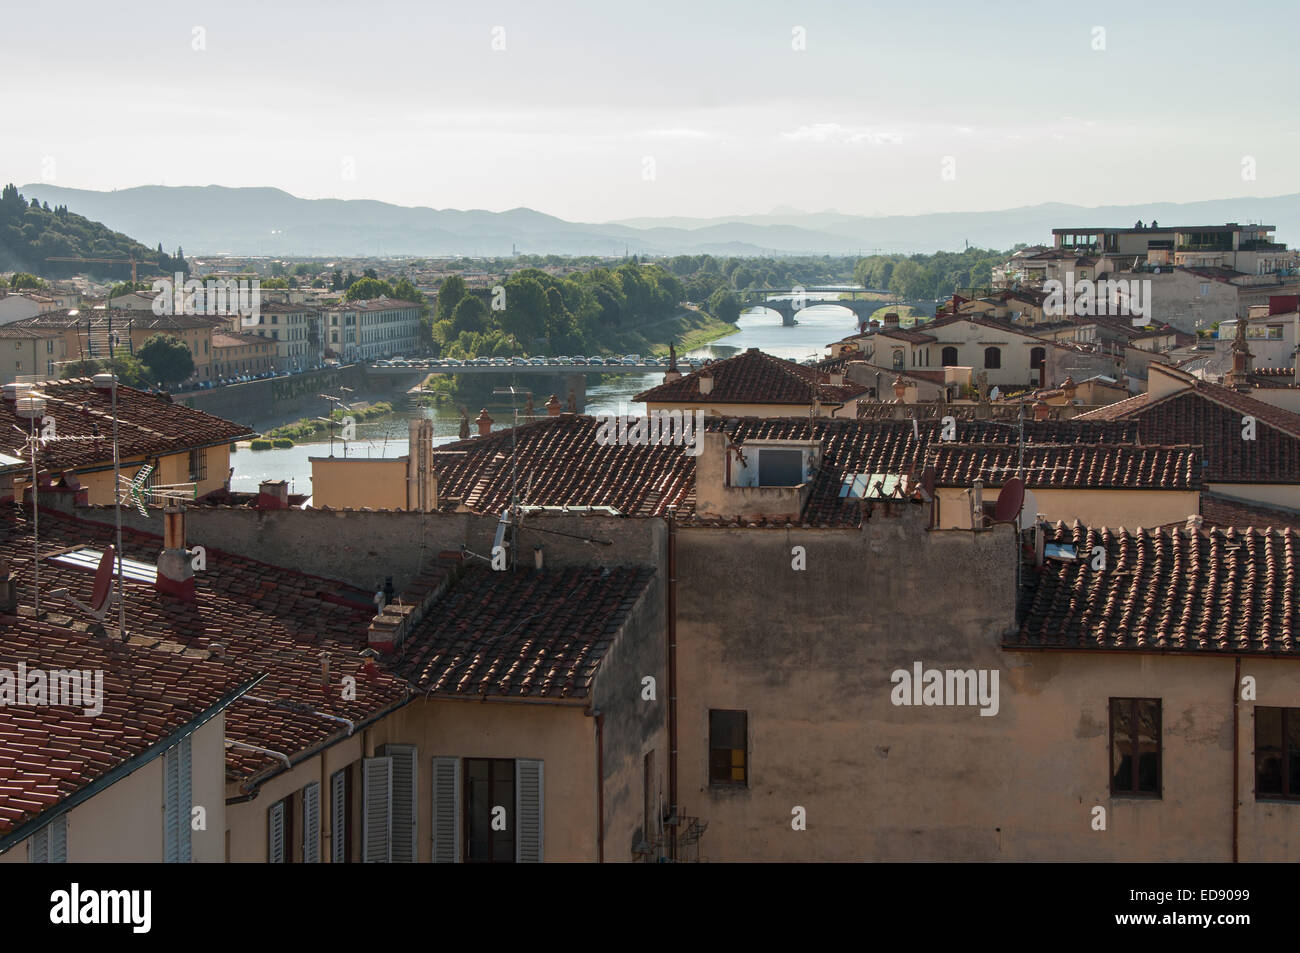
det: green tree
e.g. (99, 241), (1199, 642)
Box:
(9, 272), (45, 290)
(343, 277), (395, 301)
(450, 295), (488, 336)
(137, 334), (196, 385)
(708, 288), (741, 323)
(436, 274), (467, 322)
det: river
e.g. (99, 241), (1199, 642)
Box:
(229, 301), (865, 495)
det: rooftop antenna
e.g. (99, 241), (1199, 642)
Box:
(494, 384), (531, 571)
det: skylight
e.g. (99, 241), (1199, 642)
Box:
(47, 547), (158, 584)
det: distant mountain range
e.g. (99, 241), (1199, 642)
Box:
(18, 183), (1300, 259)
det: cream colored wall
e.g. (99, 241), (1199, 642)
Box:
(1206, 483), (1300, 509)
(368, 698), (597, 862)
(0, 715), (224, 863)
(71, 445), (231, 505)
(936, 487), (1201, 529)
(310, 457), (408, 510)
(644, 400), (832, 418)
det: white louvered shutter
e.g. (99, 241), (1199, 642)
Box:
(302, 782), (321, 863)
(268, 800), (286, 863)
(386, 745), (417, 862)
(330, 769), (348, 863)
(178, 736), (192, 863)
(50, 815), (67, 863)
(163, 742), (180, 862)
(431, 757), (460, 863)
(515, 759), (544, 863)
(30, 824), (49, 863)
(362, 757), (392, 863)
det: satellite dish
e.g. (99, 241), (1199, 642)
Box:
(993, 477), (1025, 524)
(1019, 490), (1038, 530)
(91, 546), (116, 612)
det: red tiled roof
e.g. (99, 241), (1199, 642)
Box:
(633, 348), (864, 405)
(1012, 523), (1300, 656)
(1198, 493), (1300, 532)
(1076, 376), (1300, 481)
(875, 327), (937, 345)
(928, 443), (1201, 490)
(0, 614), (255, 842)
(0, 379), (255, 473)
(395, 566), (655, 699)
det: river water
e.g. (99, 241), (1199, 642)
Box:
(229, 302), (864, 495)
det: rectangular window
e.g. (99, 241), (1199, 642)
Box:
(30, 814), (67, 863)
(1110, 698), (1161, 796)
(709, 709), (748, 786)
(1255, 707), (1300, 800)
(188, 448), (207, 482)
(163, 735), (192, 862)
(362, 756), (392, 862)
(330, 767), (352, 863)
(302, 781), (321, 863)
(465, 758), (515, 863)
(757, 448), (804, 487)
(268, 795), (293, 863)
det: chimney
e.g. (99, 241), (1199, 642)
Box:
(893, 375), (907, 400)
(534, 545), (544, 570)
(1061, 376), (1077, 400)
(92, 372), (115, 392)
(475, 408), (493, 436)
(699, 371), (714, 395)
(829, 371), (845, 387)
(319, 650), (331, 690)
(366, 552), (464, 654)
(1033, 399), (1050, 421)
(884, 312), (900, 327)
(546, 394), (562, 416)
(1186, 514), (1204, 533)
(258, 479), (290, 510)
(155, 505), (195, 602)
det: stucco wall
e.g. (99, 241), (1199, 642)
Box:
(935, 487), (1201, 530)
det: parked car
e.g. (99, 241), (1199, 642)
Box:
(571, 356), (588, 365)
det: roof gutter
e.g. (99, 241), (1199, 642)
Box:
(0, 672), (266, 856)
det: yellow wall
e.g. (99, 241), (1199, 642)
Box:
(936, 487), (1201, 529)
(61, 444), (232, 505)
(1206, 482), (1300, 510)
(310, 457), (408, 510)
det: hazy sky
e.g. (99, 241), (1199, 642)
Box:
(6, 0), (1297, 222)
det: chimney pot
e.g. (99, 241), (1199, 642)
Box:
(699, 371), (714, 395)
(534, 545), (544, 571)
(546, 394), (561, 416)
(92, 373), (115, 391)
(156, 505), (195, 602)
(258, 479), (289, 510)
(475, 408), (494, 436)
(829, 371), (845, 387)
(1033, 399), (1050, 421)
(884, 312), (900, 326)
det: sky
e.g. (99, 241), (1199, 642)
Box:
(5, 0), (1298, 223)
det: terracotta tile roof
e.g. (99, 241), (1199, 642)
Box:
(0, 509), (411, 788)
(430, 414), (1142, 525)
(875, 327), (937, 345)
(1249, 368), (1299, 389)
(1198, 493), (1300, 532)
(212, 331), (273, 349)
(851, 362), (948, 385)
(0, 379), (255, 474)
(928, 443), (1201, 490)
(1076, 377), (1300, 481)
(1012, 522), (1300, 656)
(394, 566), (655, 699)
(633, 348), (864, 406)
(323, 298), (422, 313)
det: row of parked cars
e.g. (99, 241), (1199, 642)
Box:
(374, 354), (700, 371)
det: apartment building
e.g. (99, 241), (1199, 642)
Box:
(320, 298), (422, 362)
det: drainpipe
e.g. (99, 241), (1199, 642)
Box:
(1232, 656), (1240, 864)
(591, 709), (605, 863)
(666, 507), (679, 861)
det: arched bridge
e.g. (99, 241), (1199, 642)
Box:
(739, 288), (894, 327)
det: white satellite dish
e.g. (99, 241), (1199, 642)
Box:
(1019, 489), (1038, 530)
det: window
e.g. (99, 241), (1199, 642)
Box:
(30, 814), (67, 863)
(164, 735), (192, 862)
(465, 758), (515, 862)
(756, 448), (804, 487)
(1199, 283), (1211, 296)
(46, 340), (53, 354)
(983, 347), (1001, 369)
(268, 795), (292, 863)
(1110, 698), (1161, 796)
(361, 746), (416, 862)
(709, 709), (748, 785)
(1030, 346), (1045, 369)
(188, 448), (207, 482)
(892, 349), (904, 370)
(1255, 707), (1300, 800)
(302, 781), (321, 863)
(942, 346), (959, 366)
(1267, 325), (1284, 340)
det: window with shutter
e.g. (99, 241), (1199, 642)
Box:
(50, 814), (68, 863)
(30, 823), (49, 863)
(431, 756), (460, 863)
(330, 768), (350, 863)
(382, 745), (417, 862)
(163, 736), (191, 863)
(515, 759), (544, 863)
(268, 801), (286, 863)
(362, 757), (392, 863)
(302, 782), (321, 863)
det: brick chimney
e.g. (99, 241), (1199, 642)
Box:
(475, 409), (493, 436)
(155, 505), (195, 602)
(546, 394), (562, 416)
(258, 479), (289, 510)
(1033, 399), (1050, 421)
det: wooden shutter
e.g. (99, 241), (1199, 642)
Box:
(163, 741), (180, 863)
(330, 769), (348, 863)
(515, 759), (544, 863)
(178, 736), (192, 863)
(302, 782), (321, 863)
(30, 824), (49, 863)
(362, 757), (392, 863)
(268, 800), (286, 863)
(431, 757), (460, 863)
(49, 815), (67, 863)
(386, 745), (417, 863)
